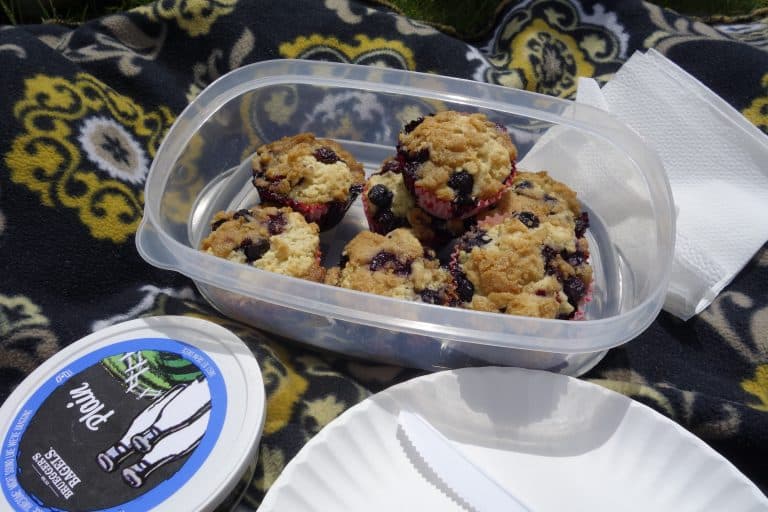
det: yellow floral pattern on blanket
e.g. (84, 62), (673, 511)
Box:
(742, 364), (768, 412)
(481, 0), (625, 97)
(743, 73), (768, 134)
(5, 73), (174, 243)
(133, 0), (237, 37)
(0, 295), (60, 377)
(503, 18), (594, 95)
(279, 34), (416, 69)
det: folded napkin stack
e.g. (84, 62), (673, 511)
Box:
(561, 50), (768, 320)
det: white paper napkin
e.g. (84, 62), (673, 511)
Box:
(573, 50), (768, 320)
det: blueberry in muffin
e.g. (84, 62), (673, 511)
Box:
(326, 228), (456, 305)
(480, 170), (586, 232)
(200, 205), (325, 282)
(395, 111), (517, 219)
(362, 158), (474, 247)
(251, 133), (365, 231)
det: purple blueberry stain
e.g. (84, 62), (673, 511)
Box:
(448, 170), (474, 196)
(233, 209), (252, 220)
(369, 251), (412, 275)
(453, 194), (476, 207)
(575, 211), (590, 238)
(462, 229), (491, 250)
(563, 277), (586, 306)
(410, 148), (430, 163)
(419, 288), (442, 304)
(514, 180), (532, 190)
(367, 184), (393, 209)
(514, 211), (539, 229)
(566, 251), (587, 267)
(240, 238), (270, 262)
(403, 160), (421, 181)
(210, 218), (226, 232)
(374, 210), (400, 233)
(542, 246), (559, 275)
(403, 117), (425, 134)
(313, 147), (340, 164)
(267, 213), (287, 235)
(382, 159), (403, 174)
(370, 251), (397, 272)
(453, 272), (475, 303)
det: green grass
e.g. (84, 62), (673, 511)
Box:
(378, 0), (768, 39)
(375, 0), (509, 38)
(660, 0), (768, 16)
(0, 0), (766, 31)
(0, 0), (147, 24)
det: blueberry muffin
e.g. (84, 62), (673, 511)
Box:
(480, 170), (588, 236)
(395, 111), (517, 219)
(450, 216), (592, 319)
(326, 228), (456, 305)
(362, 159), (473, 247)
(200, 205), (325, 282)
(251, 133), (365, 230)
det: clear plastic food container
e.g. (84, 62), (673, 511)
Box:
(136, 59), (675, 377)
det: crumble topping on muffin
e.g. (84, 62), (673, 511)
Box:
(451, 216), (592, 319)
(204, 123), (593, 321)
(252, 133), (365, 230)
(482, 170), (583, 230)
(328, 228), (456, 304)
(396, 111), (517, 219)
(201, 205), (325, 282)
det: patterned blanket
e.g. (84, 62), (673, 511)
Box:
(1, 0), (766, 507)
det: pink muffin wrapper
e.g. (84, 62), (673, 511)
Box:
(572, 282), (594, 321)
(294, 201), (330, 223)
(476, 212), (509, 229)
(448, 243), (463, 275)
(256, 185), (355, 231)
(361, 184), (380, 232)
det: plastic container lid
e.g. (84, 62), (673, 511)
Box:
(0, 316), (265, 512)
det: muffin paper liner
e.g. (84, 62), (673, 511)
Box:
(256, 187), (358, 231)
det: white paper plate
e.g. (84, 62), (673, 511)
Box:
(258, 367), (767, 511)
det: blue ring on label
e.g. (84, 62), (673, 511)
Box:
(0, 338), (228, 512)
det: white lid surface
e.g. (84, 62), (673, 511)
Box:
(0, 316), (265, 512)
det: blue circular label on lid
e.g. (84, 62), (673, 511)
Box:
(1, 338), (227, 511)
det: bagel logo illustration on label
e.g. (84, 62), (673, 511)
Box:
(1, 339), (227, 511)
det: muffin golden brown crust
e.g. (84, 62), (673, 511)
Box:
(330, 228), (456, 304)
(451, 217), (590, 319)
(252, 133), (365, 230)
(397, 111), (517, 219)
(208, 122), (592, 321)
(451, 170), (593, 319)
(201, 205), (325, 282)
